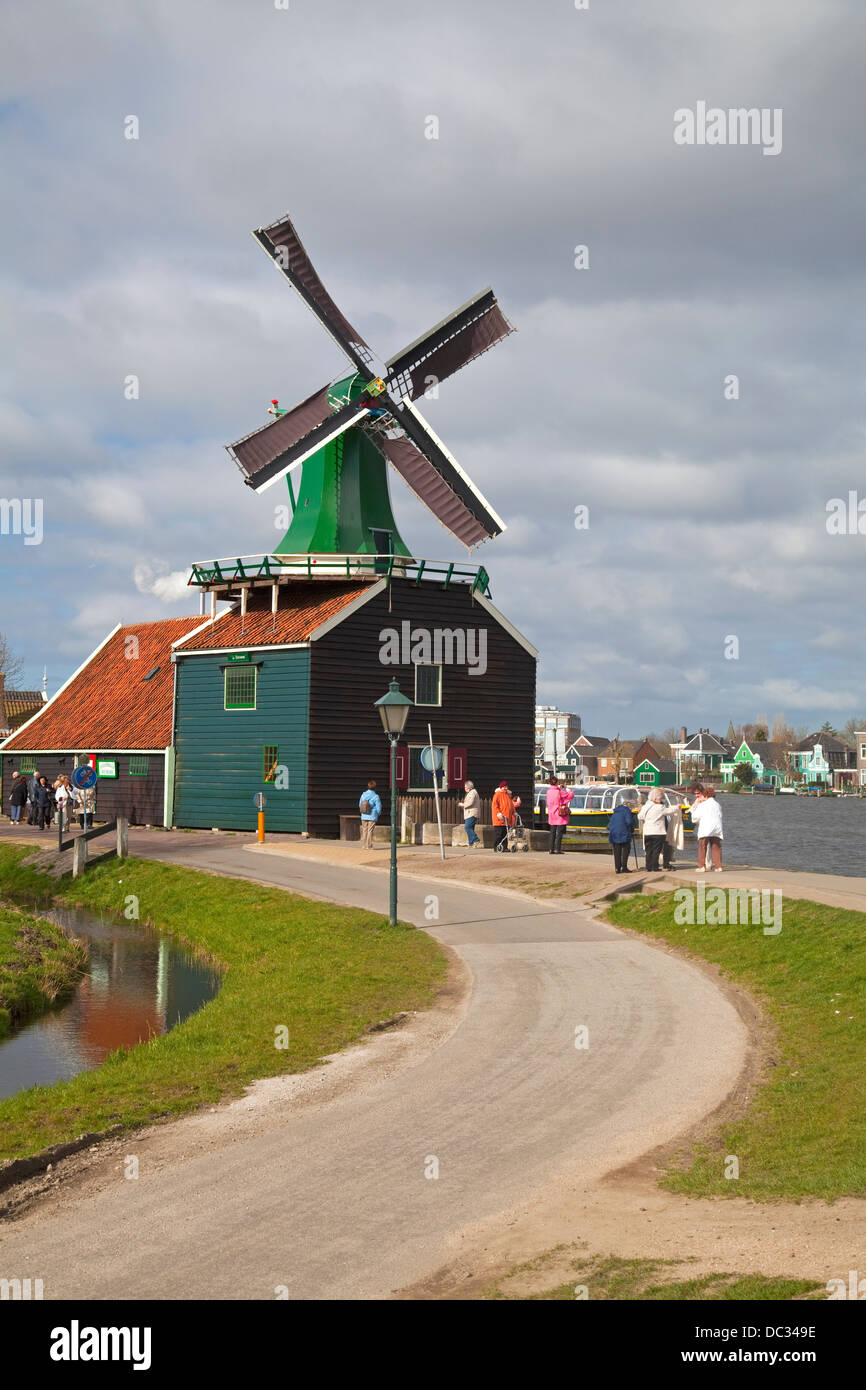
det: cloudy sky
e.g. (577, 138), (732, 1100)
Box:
(1, 0), (864, 737)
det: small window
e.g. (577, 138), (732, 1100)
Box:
(129, 756), (149, 777)
(407, 744), (448, 791)
(639, 771), (655, 784)
(414, 664), (442, 705)
(225, 667), (257, 710)
(18, 756), (36, 774)
(142, 666), (160, 682)
(263, 745), (279, 783)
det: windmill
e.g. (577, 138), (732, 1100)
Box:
(226, 213), (514, 557)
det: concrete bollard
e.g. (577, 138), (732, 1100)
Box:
(421, 821), (449, 845)
(72, 835), (88, 879)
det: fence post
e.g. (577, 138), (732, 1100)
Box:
(117, 817), (129, 859)
(72, 835), (88, 879)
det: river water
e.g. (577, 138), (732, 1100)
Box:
(0, 906), (221, 1101)
(636, 794), (865, 876)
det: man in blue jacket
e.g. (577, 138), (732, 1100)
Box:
(608, 800), (636, 873)
(359, 780), (382, 850)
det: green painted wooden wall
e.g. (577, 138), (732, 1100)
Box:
(173, 649), (310, 831)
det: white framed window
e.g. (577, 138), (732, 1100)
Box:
(639, 771), (655, 784)
(414, 663), (442, 706)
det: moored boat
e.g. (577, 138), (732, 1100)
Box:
(533, 783), (695, 835)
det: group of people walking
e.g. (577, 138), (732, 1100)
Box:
(6, 770), (95, 831)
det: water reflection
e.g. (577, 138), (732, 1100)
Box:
(0, 906), (221, 1100)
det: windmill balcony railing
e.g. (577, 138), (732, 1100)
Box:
(187, 553), (492, 597)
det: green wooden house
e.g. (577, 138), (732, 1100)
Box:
(632, 755), (676, 786)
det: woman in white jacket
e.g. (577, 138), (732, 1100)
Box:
(637, 789), (673, 872)
(690, 788), (723, 872)
(458, 780), (482, 847)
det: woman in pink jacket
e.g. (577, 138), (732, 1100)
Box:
(545, 775), (573, 855)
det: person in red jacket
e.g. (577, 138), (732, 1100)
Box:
(491, 781), (521, 852)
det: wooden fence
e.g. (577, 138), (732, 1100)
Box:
(398, 794), (495, 826)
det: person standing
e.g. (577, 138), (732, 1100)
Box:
(608, 799), (635, 873)
(545, 775), (573, 855)
(26, 769), (42, 825)
(54, 776), (72, 828)
(458, 780), (481, 846)
(8, 771), (27, 824)
(637, 788), (671, 872)
(358, 779), (382, 850)
(73, 782), (96, 830)
(690, 787), (723, 872)
(34, 777), (53, 831)
(491, 781), (517, 852)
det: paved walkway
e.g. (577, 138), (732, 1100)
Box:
(0, 826), (752, 1300)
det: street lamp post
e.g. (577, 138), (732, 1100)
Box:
(375, 678), (413, 926)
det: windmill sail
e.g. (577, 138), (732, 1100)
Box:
(241, 400), (370, 494)
(367, 397), (505, 549)
(385, 288), (513, 401)
(254, 215), (374, 373)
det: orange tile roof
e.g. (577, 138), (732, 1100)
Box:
(2, 616), (203, 751)
(4, 691), (44, 726)
(176, 582), (372, 651)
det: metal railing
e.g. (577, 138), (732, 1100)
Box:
(187, 554), (492, 597)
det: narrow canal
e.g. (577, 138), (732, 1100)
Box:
(0, 906), (221, 1101)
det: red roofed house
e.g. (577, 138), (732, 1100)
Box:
(1, 617), (204, 826)
(0, 674), (46, 739)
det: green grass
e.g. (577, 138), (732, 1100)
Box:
(0, 905), (88, 1038)
(0, 846), (446, 1161)
(605, 891), (866, 1200)
(485, 1252), (824, 1301)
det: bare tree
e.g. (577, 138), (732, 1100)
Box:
(0, 632), (23, 686)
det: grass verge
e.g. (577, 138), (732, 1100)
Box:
(0, 905), (88, 1038)
(484, 1250), (824, 1301)
(604, 892), (866, 1200)
(0, 845), (446, 1161)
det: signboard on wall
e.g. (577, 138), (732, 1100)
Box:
(96, 759), (118, 779)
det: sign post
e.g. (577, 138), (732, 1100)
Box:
(71, 763), (98, 834)
(253, 791), (267, 842)
(422, 729), (445, 860)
